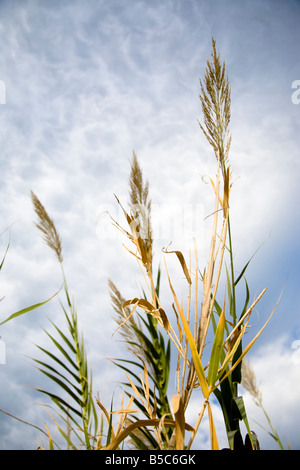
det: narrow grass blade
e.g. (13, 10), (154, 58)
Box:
(207, 401), (219, 450)
(0, 237), (10, 271)
(233, 239), (267, 287)
(44, 423), (55, 450)
(217, 328), (244, 383)
(217, 290), (280, 386)
(36, 389), (83, 420)
(165, 260), (209, 399)
(0, 292), (58, 326)
(226, 265), (235, 322)
(233, 260), (251, 288)
(0, 408), (56, 445)
(207, 304), (225, 388)
(48, 412), (78, 450)
(37, 369), (84, 407)
(34, 345), (81, 384)
(232, 396), (254, 449)
(33, 357), (81, 389)
(49, 319), (77, 355)
(43, 329), (78, 371)
(106, 400), (115, 447)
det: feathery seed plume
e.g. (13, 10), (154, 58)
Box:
(31, 190), (63, 263)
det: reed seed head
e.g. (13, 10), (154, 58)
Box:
(127, 152), (153, 270)
(129, 151), (152, 244)
(241, 360), (262, 407)
(31, 190), (63, 263)
(199, 37), (231, 176)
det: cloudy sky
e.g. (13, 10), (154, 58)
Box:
(0, 0), (300, 450)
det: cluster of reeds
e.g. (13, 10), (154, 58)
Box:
(99, 39), (278, 450)
(0, 38), (284, 450)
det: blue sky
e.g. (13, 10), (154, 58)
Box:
(0, 0), (300, 450)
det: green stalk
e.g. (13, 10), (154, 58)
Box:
(31, 191), (98, 449)
(227, 216), (236, 323)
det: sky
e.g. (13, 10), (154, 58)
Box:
(0, 0), (300, 450)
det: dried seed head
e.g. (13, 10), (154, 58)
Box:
(128, 151), (153, 268)
(31, 190), (63, 263)
(199, 37), (231, 177)
(241, 360), (263, 407)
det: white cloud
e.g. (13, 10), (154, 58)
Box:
(241, 335), (300, 449)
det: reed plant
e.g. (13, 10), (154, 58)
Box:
(29, 191), (99, 449)
(0, 227), (57, 443)
(1, 38), (282, 450)
(100, 38), (279, 450)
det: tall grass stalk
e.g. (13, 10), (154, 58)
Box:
(30, 191), (98, 449)
(242, 360), (287, 450)
(105, 38), (278, 450)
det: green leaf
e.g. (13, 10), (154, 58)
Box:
(228, 429), (244, 450)
(239, 278), (250, 321)
(43, 329), (78, 371)
(106, 399), (114, 446)
(53, 420), (78, 450)
(165, 264), (209, 398)
(0, 293), (57, 326)
(180, 310), (209, 398)
(112, 358), (155, 387)
(208, 307), (225, 388)
(233, 240), (266, 287)
(232, 396), (253, 447)
(155, 264), (161, 298)
(231, 336), (243, 384)
(131, 326), (160, 360)
(217, 328), (244, 383)
(162, 338), (171, 395)
(49, 319), (77, 355)
(213, 386), (232, 434)
(37, 369), (84, 408)
(231, 396), (243, 421)
(33, 357), (81, 389)
(34, 345), (81, 383)
(37, 389), (83, 421)
(226, 264), (235, 323)
(245, 432), (260, 450)
(0, 237), (10, 271)
(233, 260), (251, 287)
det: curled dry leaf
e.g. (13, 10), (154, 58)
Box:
(162, 246), (192, 285)
(122, 298), (170, 333)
